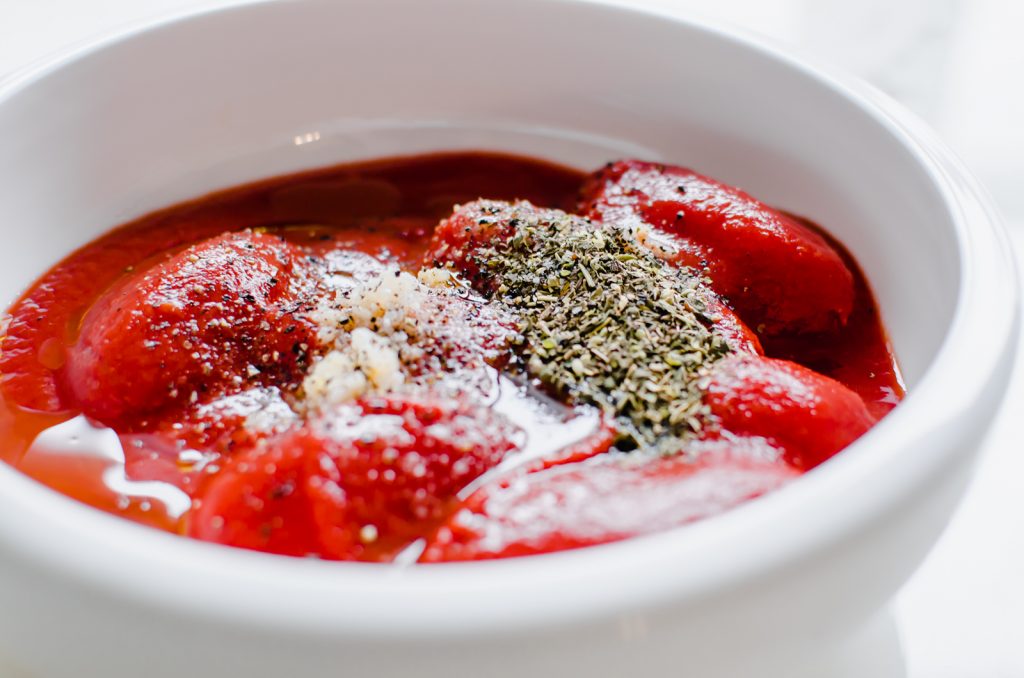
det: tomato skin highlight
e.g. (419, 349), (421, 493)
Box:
(421, 438), (797, 562)
(580, 160), (855, 336)
(705, 354), (875, 470)
(63, 231), (317, 426)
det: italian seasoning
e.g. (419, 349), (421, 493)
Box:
(472, 210), (731, 454)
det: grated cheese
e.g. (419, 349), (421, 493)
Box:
(300, 266), (515, 411)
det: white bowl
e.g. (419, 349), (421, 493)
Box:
(0, 1), (1015, 676)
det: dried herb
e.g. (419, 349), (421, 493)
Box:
(473, 209), (731, 454)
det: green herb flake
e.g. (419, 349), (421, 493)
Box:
(471, 209), (732, 454)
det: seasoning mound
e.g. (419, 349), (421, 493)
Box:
(303, 258), (517, 410)
(458, 201), (732, 453)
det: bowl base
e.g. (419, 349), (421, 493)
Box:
(777, 608), (905, 678)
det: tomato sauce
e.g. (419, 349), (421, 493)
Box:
(0, 152), (903, 562)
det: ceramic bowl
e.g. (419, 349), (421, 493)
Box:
(0, 1), (1015, 676)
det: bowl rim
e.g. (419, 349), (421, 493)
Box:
(0, 0), (1016, 638)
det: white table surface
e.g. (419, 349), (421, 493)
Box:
(2, 1), (1023, 676)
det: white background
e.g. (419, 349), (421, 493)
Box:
(1, 1), (1022, 676)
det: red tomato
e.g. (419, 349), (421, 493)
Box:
(425, 199), (539, 287)
(705, 354), (875, 470)
(189, 439), (318, 557)
(190, 394), (520, 561)
(64, 231), (317, 425)
(580, 160), (855, 336)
